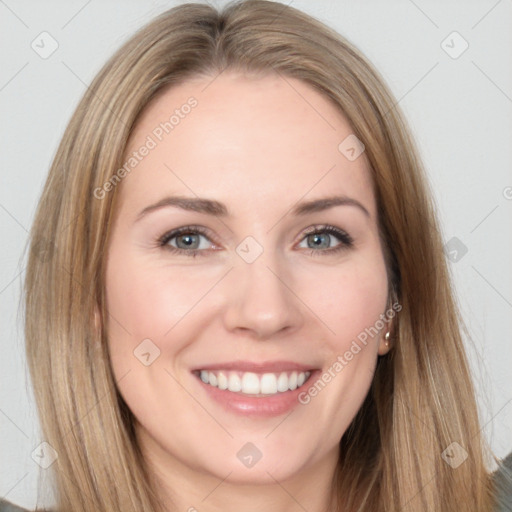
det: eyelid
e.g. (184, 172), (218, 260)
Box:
(157, 225), (219, 248)
(298, 224), (353, 243)
(157, 223), (354, 256)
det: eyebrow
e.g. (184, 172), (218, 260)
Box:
(135, 194), (370, 221)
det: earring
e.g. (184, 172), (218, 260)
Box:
(384, 331), (390, 347)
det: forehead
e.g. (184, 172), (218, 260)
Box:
(119, 72), (375, 220)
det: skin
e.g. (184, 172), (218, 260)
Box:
(103, 71), (393, 512)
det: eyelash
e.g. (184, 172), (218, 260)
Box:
(156, 224), (354, 258)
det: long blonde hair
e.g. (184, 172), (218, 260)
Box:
(24, 1), (500, 510)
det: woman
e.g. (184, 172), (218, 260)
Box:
(6, 0), (512, 510)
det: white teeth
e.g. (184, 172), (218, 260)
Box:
(277, 372), (289, 392)
(217, 371), (228, 390)
(198, 370), (312, 396)
(288, 371), (298, 391)
(260, 373), (277, 394)
(228, 373), (242, 392)
(241, 372), (260, 394)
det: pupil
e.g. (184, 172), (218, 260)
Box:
(178, 234), (198, 249)
(310, 233), (328, 249)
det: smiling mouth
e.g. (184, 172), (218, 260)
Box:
(193, 369), (313, 397)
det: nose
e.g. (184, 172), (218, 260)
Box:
(222, 250), (304, 340)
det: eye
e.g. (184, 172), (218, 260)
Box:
(157, 224), (354, 258)
(297, 225), (354, 256)
(157, 225), (216, 258)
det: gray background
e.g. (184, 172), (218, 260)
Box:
(1, 0), (511, 508)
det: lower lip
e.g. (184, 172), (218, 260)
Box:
(194, 370), (320, 418)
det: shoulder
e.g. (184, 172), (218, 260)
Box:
(0, 501), (31, 512)
(492, 452), (512, 511)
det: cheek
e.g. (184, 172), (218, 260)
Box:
(104, 251), (214, 342)
(103, 251), (204, 386)
(303, 252), (389, 348)
(103, 252), (206, 431)
(295, 257), (388, 441)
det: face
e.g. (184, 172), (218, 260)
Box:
(103, 71), (391, 487)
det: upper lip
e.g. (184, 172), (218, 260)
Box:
(192, 360), (317, 373)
